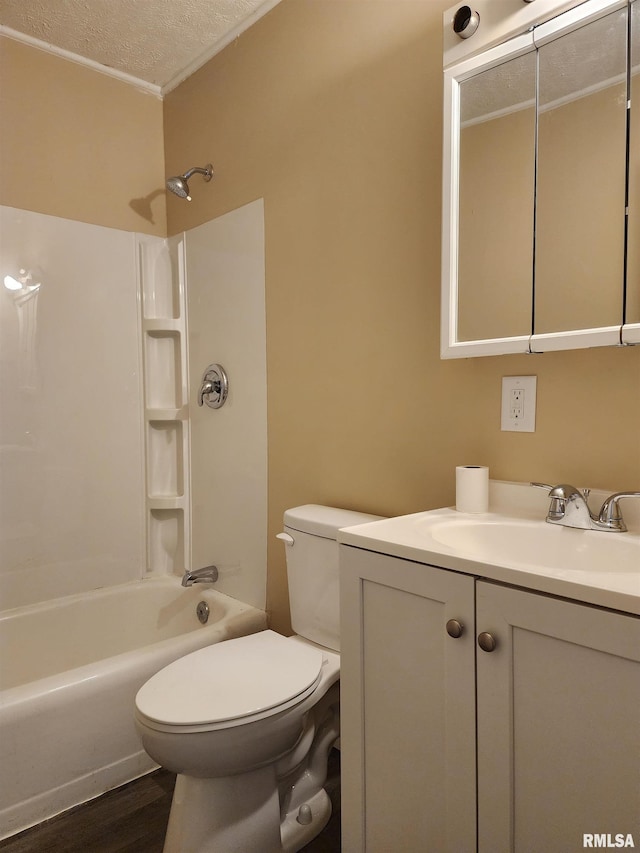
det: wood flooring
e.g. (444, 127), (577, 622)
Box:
(0, 751), (341, 853)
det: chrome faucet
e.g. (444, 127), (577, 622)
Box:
(181, 565), (219, 587)
(597, 492), (640, 533)
(531, 483), (640, 532)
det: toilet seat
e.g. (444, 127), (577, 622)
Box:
(135, 630), (325, 733)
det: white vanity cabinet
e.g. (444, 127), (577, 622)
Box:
(339, 545), (640, 853)
(339, 548), (477, 852)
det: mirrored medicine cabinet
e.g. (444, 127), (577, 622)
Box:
(442, 0), (639, 358)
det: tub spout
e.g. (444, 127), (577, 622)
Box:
(181, 565), (219, 587)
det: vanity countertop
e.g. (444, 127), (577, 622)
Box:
(338, 482), (640, 616)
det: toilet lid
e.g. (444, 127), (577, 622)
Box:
(135, 630), (324, 728)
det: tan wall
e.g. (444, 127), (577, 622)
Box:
(164, 0), (640, 634)
(0, 36), (166, 235)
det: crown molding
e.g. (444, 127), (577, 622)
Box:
(0, 25), (163, 98)
(1, 0), (282, 99)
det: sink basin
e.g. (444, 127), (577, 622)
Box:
(425, 518), (640, 574)
(338, 490), (640, 615)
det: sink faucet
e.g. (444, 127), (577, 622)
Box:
(597, 492), (640, 533)
(531, 483), (640, 532)
(181, 565), (219, 587)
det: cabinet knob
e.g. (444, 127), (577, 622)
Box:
(477, 632), (497, 652)
(446, 619), (464, 639)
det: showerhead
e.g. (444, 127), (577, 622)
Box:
(166, 175), (191, 199)
(166, 164), (213, 201)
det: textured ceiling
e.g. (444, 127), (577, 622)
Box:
(461, 4), (635, 124)
(0, 0), (279, 90)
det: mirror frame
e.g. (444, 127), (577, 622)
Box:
(441, 0), (635, 358)
(623, 0), (640, 344)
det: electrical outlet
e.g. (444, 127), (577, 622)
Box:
(501, 376), (536, 432)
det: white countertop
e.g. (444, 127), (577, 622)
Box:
(338, 482), (640, 616)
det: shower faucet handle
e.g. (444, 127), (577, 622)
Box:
(198, 380), (215, 405)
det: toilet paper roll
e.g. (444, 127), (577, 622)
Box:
(456, 465), (489, 513)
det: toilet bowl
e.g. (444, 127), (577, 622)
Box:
(134, 505), (382, 853)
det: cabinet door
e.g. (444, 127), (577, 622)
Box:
(340, 546), (476, 852)
(476, 581), (640, 853)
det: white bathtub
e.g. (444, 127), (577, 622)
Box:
(0, 576), (267, 840)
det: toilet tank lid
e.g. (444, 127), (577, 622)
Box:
(284, 505), (384, 540)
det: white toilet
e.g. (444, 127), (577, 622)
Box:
(134, 504), (381, 853)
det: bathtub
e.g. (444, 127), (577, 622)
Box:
(0, 576), (267, 840)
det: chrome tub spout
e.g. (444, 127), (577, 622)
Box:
(181, 565), (219, 587)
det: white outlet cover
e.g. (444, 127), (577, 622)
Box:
(501, 375), (537, 432)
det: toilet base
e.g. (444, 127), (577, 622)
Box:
(163, 766), (283, 853)
(280, 787), (332, 853)
(162, 769), (333, 853)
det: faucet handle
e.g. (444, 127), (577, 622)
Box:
(597, 491), (640, 532)
(530, 482), (554, 492)
(530, 482), (570, 521)
(198, 380), (215, 406)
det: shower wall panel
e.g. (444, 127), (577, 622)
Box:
(186, 199), (267, 611)
(0, 206), (145, 609)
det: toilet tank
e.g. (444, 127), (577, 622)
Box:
(281, 505), (383, 652)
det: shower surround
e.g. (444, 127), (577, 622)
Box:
(0, 200), (267, 608)
(0, 200), (268, 835)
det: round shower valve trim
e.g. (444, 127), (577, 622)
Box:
(198, 363), (229, 409)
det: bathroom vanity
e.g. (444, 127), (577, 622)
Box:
(338, 488), (640, 852)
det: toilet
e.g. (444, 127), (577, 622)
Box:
(134, 504), (381, 853)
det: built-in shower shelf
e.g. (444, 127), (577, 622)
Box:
(143, 319), (182, 333)
(148, 496), (187, 510)
(146, 407), (188, 422)
(138, 234), (190, 577)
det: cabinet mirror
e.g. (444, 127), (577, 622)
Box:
(534, 5), (627, 339)
(457, 51), (536, 345)
(626, 0), (640, 337)
(442, 0), (637, 358)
